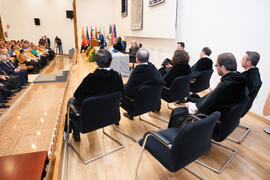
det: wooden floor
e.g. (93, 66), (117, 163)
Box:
(60, 55), (270, 180)
(0, 54), (269, 180)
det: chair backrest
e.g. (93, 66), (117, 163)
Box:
(190, 70), (214, 93)
(242, 86), (261, 117)
(170, 112), (220, 170)
(121, 41), (127, 53)
(79, 92), (122, 133)
(163, 74), (193, 102)
(212, 89), (249, 142)
(131, 85), (163, 116)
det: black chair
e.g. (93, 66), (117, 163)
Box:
(227, 86), (261, 144)
(190, 69), (213, 93)
(195, 90), (250, 174)
(135, 112), (221, 180)
(121, 41), (127, 53)
(116, 85), (163, 142)
(66, 92), (124, 164)
(150, 74), (193, 123)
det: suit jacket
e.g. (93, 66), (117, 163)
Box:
(191, 57), (213, 72)
(196, 71), (247, 117)
(164, 64), (191, 87)
(113, 41), (123, 52)
(129, 45), (139, 57)
(74, 69), (124, 106)
(242, 67), (262, 114)
(0, 62), (15, 75)
(124, 62), (164, 98)
(242, 67), (262, 93)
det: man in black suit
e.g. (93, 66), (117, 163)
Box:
(121, 48), (164, 119)
(184, 53), (247, 119)
(241, 51), (262, 112)
(66, 49), (124, 141)
(191, 47), (213, 72)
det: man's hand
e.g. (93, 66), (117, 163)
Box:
(0, 83), (4, 87)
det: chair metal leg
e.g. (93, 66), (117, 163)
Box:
(114, 114), (162, 143)
(113, 124), (137, 143)
(264, 127), (270, 134)
(227, 124), (251, 144)
(195, 141), (238, 174)
(148, 112), (169, 123)
(184, 167), (206, 180)
(67, 127), (124, 164)
(139, 115), (163, 129)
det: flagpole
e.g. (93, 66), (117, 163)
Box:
(73, 0), (79, 64)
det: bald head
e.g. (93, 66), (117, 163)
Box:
(136, 48), (149, 63)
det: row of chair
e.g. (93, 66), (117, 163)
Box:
(65, 69), (258, 179)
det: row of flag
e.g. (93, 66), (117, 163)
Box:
(81, 24), (117, 47)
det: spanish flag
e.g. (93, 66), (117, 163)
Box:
(110, 25), (113, 46)
(81, 27), (86, 45)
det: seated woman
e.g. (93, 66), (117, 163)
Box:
(66, 49), (124, 142)
(158, 58), (173, 77)
(163, 49), (191, 87)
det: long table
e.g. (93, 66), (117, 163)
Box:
(94, 47), (130, 77)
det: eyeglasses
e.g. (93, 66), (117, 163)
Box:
(215, 64), (220, 67)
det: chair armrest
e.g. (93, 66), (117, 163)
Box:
(69, 104), (80, 117)
(163, 86), (170, 90)
(143, 131), (172, 149)
(125, 96), (135, 102)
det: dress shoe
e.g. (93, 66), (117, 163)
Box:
(152, 108), (160, 113)
(123, 112), (133, 120)
(72, 130), (81, 142)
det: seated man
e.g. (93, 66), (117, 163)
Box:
(182, 53), (247, 121)
(191, 47), (213, 72)
(121, 48), (164, 120)
(241, 51), (262, 111)
(66, 49), (124, 142)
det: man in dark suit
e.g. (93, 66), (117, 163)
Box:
(241, 51), (262, 112)
(129, 40), (139, 69)
(191, 47), (213, 72)
(0, 54), (27, 86)
(121, 48), (164, 120)
(184, 53), (247, 119)
(66, 49), (124, 142)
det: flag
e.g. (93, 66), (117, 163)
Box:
(90, 25), (93, 39)
(95, 26), (97, 39)
(81, 27), (86, 45)
(86, 26), (90, 40)
(113, 24), (117, 38)
(110, 25), (113, 46)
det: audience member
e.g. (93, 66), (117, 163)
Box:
(191, 47), (213, 72)
(182, 53), (247, 122)
(163, 50), (191, 87)
(241, 51), (262, 106)
(55, 36), (63, 54)
(66, 49), (124, 142)
(121, 48), (164, 120)
(159, 42), (186, 76)
(177, 42), (185, 50)
(113, 37), (124, 52)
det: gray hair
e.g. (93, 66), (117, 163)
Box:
(136, 48), (149, 63)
